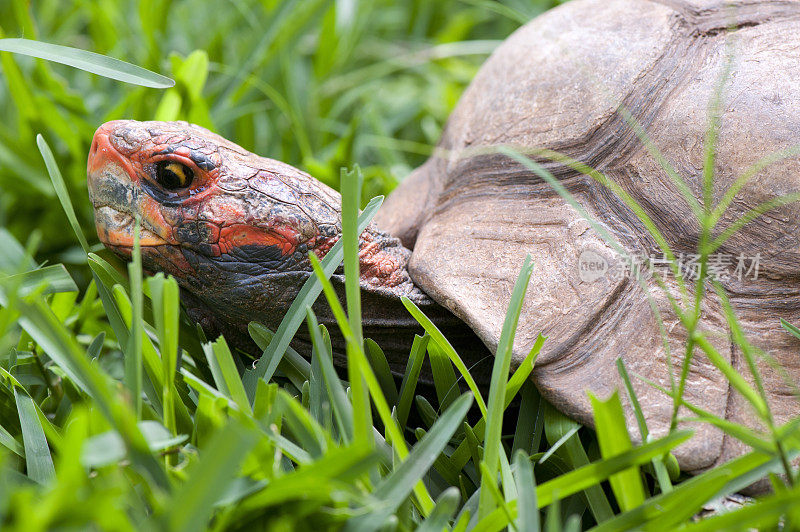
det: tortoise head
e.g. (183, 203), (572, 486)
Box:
(87, 120), (424, 333)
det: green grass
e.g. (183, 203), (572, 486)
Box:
(1, 0), (800, 530)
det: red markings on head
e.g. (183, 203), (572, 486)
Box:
(218, 224), (296, 256)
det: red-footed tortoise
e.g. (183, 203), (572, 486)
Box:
(87, 0), (800, 479)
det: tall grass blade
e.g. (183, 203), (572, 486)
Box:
(36, 135), (90, 253)
(589, 390), (646, 511)
(479, 254), (533, 519)
(242, 195), (383, 398)
(428, 340), (459, 410)
(203, 336), (252, 415)
(341, 165), (363, 346)
(340, 165), (371, 445)
(416, 487), (461, 532)
(345, 392), (473, 530)
(147, 274), (180, 436)
(14, 388), (55, 484)
(164, 422), (258, 532)
(305, 310), (354, 441)
(396, 334), (429, 429)
(0, 38), (174, 88)
(124, 221), (144, 418)
(365, 338), (399, 406)
(471, 430), (693, 532)
(513, 449), (539, 532)
(401, 297), (488, 417)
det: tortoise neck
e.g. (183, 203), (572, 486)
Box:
(354, 224), (429, 304)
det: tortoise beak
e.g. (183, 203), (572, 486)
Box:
(87, 121), (137, 178)
(87, 121), (171, 248)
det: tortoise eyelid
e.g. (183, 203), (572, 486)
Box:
(190, 151), (216, 172)
(152, 146), (216, 172)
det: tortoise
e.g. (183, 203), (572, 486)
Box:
(87, 0), (800, 479)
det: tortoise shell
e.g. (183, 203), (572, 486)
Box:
(376, 0), (800, 473)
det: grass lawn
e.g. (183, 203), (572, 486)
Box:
(1, 0), (799, 530)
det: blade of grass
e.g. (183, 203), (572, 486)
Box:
(538, 425), (580, 465)
(345, 393), (473, 530)
(513, 449), (539, 532)
(87, 252), (128, 289)
(305, 310), (353, 442)
(0, 38), (174, 87)
(125, 220), (144, 418)
(781, 318), (800, 341)
(416, 487), (461, 532)
(471, 430), (693, 532)
(308, 325), (325, 424)
(506, 334), (545, 400)
(14, 387), (55, 484)
(147, 274), (180, 437)
(242, 195), (383, 399)
(616, 358), (672, 493)
(0, 368), (62, 449)
(589, 390), (646, 511)
(203, 336), (252, 415)
(340, 165), (372, 446)
(365, 338), (399, 407)
(512, 382), (541, 455)
(36, 135), (90, 253)
(395, 334), (429, 429)
(341, 165), (363, 346)
(401, 297), (487, 417)
(479, 255), (534, 519)
(428, 340), (459, 411)
(164, 421), (258, 532)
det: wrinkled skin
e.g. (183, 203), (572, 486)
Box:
(87, 120), (487, 374)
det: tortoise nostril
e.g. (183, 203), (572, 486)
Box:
(90, 138), (98, 155)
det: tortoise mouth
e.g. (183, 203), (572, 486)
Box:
(93, 206), (170, 248)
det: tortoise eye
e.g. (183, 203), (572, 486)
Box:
(155, 161), (194, 190)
